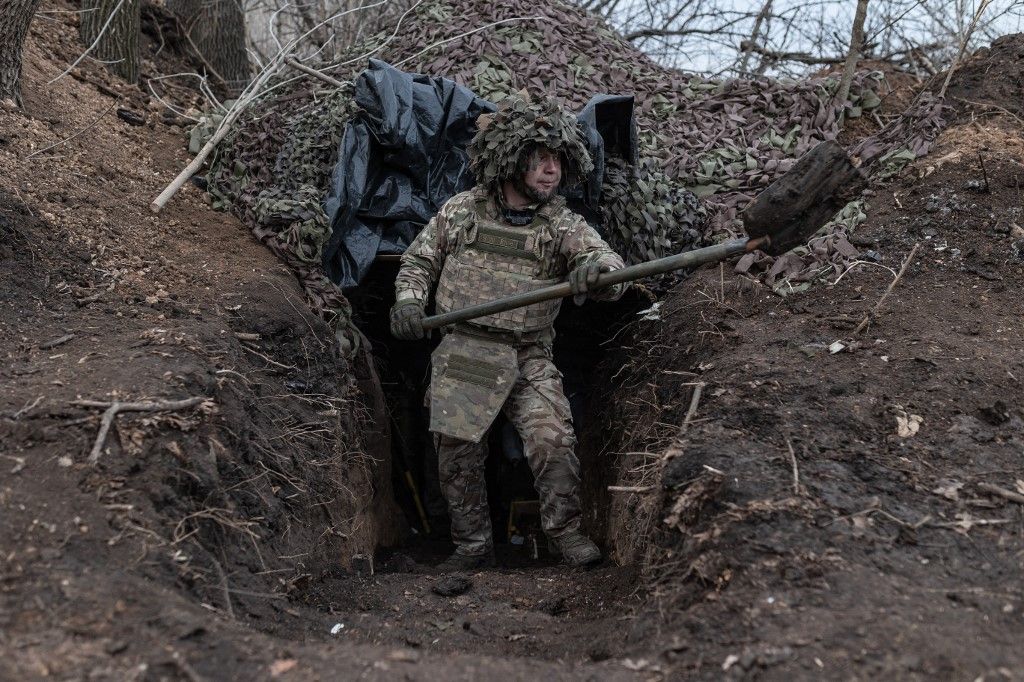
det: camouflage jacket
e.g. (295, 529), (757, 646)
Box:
(395, 187), (626, 331)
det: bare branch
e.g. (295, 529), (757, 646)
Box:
(737, 0), (774, 74)
(72, 397), (209, 464)
(837, 0), (870, 106)
(940, 0), (994, 98)
(48, 0), (127, 84)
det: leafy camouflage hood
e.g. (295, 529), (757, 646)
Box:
(468, 92), (593, 194)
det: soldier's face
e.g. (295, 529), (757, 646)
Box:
(522, 148), (562, 202)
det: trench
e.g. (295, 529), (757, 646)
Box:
(260, 259), (660, 662)
(348, 258), (646, 557)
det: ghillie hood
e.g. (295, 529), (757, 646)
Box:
(468, 92), (593, 194)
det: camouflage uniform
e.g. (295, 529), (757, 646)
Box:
(395, 187), (625, 556)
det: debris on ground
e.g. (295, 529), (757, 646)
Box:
(431, 575), (474, 597)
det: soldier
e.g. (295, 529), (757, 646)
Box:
(389, 93), (625, 570)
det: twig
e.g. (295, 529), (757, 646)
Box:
(608, 485), (655, 493)
(209, 554), (235, 619)
(150, 0), (389, 213)
(829, 260), (897, 286)
(26, 101), (119, 160)
(47, 0), (128, 84)
(854, 242), (920, 335)
(954, 97), (1024, 126)
(240, 344), (296, 370)
(13, 396), (44, 419)
(169, 650), (206, 682)
(678, 382), (705, 436)
(176, 16), (229, 91)
(285, 56), (345, 89)
(939, 0), (993, 99)
(324, 0), (425, 71)
(977, 152), (990, 193)
(72, 397), (208, 464)
(145, 73), (204, 121)
(39, 333), (76, 350)
(785, 438), (800, 495)
(931, 518), (1009, 529)
(836, 504), (931, 530)
(977, 482), (1024, 506)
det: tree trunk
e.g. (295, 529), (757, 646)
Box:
(80, 0), (141, 84)
(167, 0), (250, 96)
(836, 0), (869, 107)
(736, 0), (773, 76)
(0, 0), (43, 106)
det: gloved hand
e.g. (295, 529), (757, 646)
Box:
(390, 300), (426, 340)
(568, 263), (612, 305)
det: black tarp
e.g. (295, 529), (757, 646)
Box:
(322, 60), (636, 289)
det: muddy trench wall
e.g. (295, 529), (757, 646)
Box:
(0, 188), (405, 622)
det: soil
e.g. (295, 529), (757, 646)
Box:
(586, 35), (1024, 679)
(2, 3), (1023, 680)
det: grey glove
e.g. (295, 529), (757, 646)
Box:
(390, 300), (426, 340)
(568, 263), (611, 305)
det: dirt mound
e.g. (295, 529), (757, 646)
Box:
(587, 36), (1024, 677)
(945, 33), (1024, 117)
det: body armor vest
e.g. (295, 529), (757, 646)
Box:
(434, 195), (568, 333)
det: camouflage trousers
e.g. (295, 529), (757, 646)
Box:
(435, 349), (581, 557)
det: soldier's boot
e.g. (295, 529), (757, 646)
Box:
(551, 531), (601, 567)
(436, 550), (495, 573)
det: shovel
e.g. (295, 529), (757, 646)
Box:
(421, 141), (865, 331)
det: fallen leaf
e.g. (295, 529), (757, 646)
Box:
(852, 515), (873, 529)
(622, 658), (650, 671)
(932, 481), (963, 501)
(637, 301), (662, 320)
(896, 412), (923, 438)
(270, 659), (297, 676)
(952, 512), (979, 532)
(387, 649), (419, 662)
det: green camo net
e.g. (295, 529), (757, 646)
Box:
(196, 0), (948, 345)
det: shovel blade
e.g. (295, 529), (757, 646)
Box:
(741, 141), (867, 256)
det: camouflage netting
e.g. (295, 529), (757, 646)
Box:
(601, 157), (706, 267)
(198, 0), (949, 337)
(202, 87), (361, 350)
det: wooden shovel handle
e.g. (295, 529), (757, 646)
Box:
(421, 236), (766, 331)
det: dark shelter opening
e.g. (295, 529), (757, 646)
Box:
(315, 60), (668, 564)
(347, 259), (646, 563)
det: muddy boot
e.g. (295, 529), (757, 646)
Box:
(436, 551), (494, 573)
(552, 531), (601, 567)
